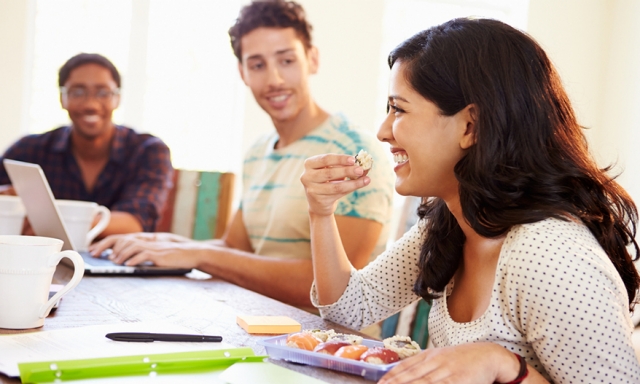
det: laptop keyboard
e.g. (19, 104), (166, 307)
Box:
(79, 250), (154, 267)
(79, 250), (118, 266)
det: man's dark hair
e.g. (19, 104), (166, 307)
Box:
(389, 18), (640, 308)
(228, 0), (313, 61)
(58, 53), (121, 88)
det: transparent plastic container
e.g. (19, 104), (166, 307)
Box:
(258, 334), (399, 381)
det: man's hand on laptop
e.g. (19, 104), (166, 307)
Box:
(92, 232), (190, 248)
(89, 233), (201, 268)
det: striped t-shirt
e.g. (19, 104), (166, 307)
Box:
(241, 114), (395, 260)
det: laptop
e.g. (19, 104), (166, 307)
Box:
(3, 159), (192, 276)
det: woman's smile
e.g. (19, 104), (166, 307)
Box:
(392, 149), (409, 171)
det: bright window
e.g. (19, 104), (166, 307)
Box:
(29, 0), (132, 135)
(28, 0), (245, 173)
(143, 1), (245, 172)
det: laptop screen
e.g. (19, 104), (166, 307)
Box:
(3, 159), (191, 276)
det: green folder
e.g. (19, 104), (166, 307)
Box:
(19, 348), (265, 383)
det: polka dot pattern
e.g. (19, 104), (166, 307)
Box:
(311, 217), (640, 382)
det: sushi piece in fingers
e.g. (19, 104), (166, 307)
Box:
(354, 149), (373, 171)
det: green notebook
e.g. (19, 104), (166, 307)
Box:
(19, 348), (265, 383)
(220, 362), (327, 384)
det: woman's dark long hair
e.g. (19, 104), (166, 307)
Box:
(389, 18), (640, 308)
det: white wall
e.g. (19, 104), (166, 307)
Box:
(0, 0), (33, 151)
(527, 0), (640, 215)
(599, 0), (640, 208)
(527, 0), (611, 141)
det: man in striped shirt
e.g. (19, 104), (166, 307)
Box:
(92, 0), (394, 309)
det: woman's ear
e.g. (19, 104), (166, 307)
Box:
(460, 104), (477, 150)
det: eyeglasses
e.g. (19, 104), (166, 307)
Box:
(60, 87), (120, 103)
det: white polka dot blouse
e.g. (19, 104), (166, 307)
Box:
(311, 217), (640, 382)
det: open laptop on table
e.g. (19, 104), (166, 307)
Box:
(3, 159), (191, 276)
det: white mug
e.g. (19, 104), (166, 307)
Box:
(0, 235), (84, 329)
(0, 195), (26, 235)
(56, 200), (111, 252)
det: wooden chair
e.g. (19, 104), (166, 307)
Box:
(156, 169), (235, 240)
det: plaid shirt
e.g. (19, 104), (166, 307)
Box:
(0, 125), (173, 232)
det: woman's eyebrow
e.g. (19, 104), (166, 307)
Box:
(389, 95), (409, 103)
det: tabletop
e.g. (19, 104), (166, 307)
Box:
(0, 265), (375, 384)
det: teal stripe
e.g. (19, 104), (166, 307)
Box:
(299, 134), (353, 153)
(335, 188), (389, 218)
(338, 209), (365, 219)
(249, 236), (310, 243)
(243, 153), (307, 164)
(300, 135), (330, 144)
(248, 183), (286, 191)
(298, 135), (354, 154)
(266, 153), (307, 162)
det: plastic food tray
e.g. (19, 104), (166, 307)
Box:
(258, 334), (399, 381)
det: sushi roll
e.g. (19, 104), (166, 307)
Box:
(286, 332), (321, 351)
(382, 335), (421, 359)
(354, 149), (373, 171)
(304, 329), (336, 343)
(327, 332), (363, 345)
(360, 347), (400, 365)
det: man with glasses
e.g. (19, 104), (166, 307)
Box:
(0, 53), (173, 236)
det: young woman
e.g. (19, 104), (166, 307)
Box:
(300, 18), (640, 383)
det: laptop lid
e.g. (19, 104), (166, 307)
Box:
(3, 159), (191, 276)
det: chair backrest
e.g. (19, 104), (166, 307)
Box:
(156, 169), (235, 240)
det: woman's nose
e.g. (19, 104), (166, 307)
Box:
(377, 112), (393, 143)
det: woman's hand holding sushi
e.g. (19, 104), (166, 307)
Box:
(379, 342), (545, 384)
(300, 153), (371, 305)
(301, 153), (370, 217)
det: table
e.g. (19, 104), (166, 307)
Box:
(0, 265), (375, 383)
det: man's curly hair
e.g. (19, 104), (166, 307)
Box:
(228, 0), (313, 61)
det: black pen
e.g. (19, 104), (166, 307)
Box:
(105, 332), (223, 342)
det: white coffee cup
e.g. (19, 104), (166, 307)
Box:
(0, 235), (84, 329)
(56, 200), (111, 252)
(0, 195), (26, 235)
